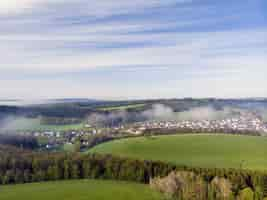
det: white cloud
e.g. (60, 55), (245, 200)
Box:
(0, 0), (177, 15)
(0, 0), (266, 99)
(0, 0), (43, 14)
(0, 27), (266, 72)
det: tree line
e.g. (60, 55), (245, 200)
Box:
(0, 135), (38, 149)
(0, 144), (266, 199)
(150, 171), (266, 200)
(144, 128), (262, 137)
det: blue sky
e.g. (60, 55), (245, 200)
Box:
(0, 0), (266, 100)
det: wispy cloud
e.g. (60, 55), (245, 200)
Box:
(0, 0), (266, 99)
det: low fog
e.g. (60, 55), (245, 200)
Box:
(144, 105), (241, 121)
(0, 116), (41, 132)
(86, 104), (177, 127)
(142, 104), (175, 120)
(86, 104), (243, 127)
(1, 104), (266, 131)
(176, 107), (238, 121)
(257, 110), (267, 122)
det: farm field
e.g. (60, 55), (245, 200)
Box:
(89, 134), (267, 170)
(0, 180), (163, 200)
(97, 103), (146, 111)
(35, 123), (85, 131)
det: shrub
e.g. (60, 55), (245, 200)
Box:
(237, 187), (254, 200)
(209, 176), (233, 200)
(150, 171), (207, 200)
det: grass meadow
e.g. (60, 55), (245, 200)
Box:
(89, 134), (267, 170)
(0, 180), (163, 200)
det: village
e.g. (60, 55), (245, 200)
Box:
(12, 112), (267, 150)
(128, 114), (267, 135)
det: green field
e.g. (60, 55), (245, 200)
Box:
(89, 134), (267, 170)
(0, 180), (163, 200)
(62, 143), (76, 152)
(97, 103), (146, 111)
(34, 123), (85, 131)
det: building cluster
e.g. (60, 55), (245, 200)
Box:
(127, 114), (267, 135)
(13, 113), (267, 149)
(21, 128), (101, 139)
(14, 128), (103, 149)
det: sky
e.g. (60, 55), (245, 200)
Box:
(0, 0), (266, 100)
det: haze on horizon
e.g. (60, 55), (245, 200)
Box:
(0, 0), (266, 100)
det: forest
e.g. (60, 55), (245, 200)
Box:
(0, 144), (266, 199)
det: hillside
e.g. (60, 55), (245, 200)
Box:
(0, 180), (163, 200)
(89, 134), (267, 170)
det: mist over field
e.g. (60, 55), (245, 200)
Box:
(176, 107), (239, 121)
(86, 104), (246, 126)
(259, 110), (267, 122)
(86, 104), (177, 126)
(0, 117), (41, 132)
(142, 104), (175, 120)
